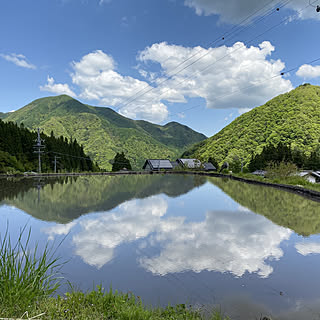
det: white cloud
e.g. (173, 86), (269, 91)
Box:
(70, 50), (170, 122)
(43, 40), (292, 123)
(238, 107), (252, 115)
(40, 76), (76, 97)
(138, 41), (293, 110)
(184, 0), (320, 24)
(0, 53), (36, 69)
(72, 196), (171, 268)
(296, 64), (320, 79)
(42, 221), (76, 241)
(70, 195), (291, 277)
(140, 210), (292, 277)
(295, 242), (320, 256)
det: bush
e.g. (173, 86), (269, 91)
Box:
(265, 161), (297, 180)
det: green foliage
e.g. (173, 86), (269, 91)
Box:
(265, 161), (298, 179)
(210, 177), (320, 236)
(208, 156), (219, 171)
(4, 95), (206, 170)
(185, 85), (320, 169)
(0, 119), (98, 173)
(112, 152), (132, 171)
(0, 227), (62, 315)
(1, 175), (207, 223)
(0, 284), (229, 319)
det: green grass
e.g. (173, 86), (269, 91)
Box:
(6, 286), (229, 320)
(0, 229), (230, 320)
(0, 227), (63, 315)
(233, 172), (320, 192)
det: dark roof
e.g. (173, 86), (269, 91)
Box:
(176, 158), (201, 168)
(143, 159), (173, 170)
(170, 161), (179, 168)
(203, 162), (216, 171)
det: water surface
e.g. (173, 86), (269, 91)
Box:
(1, 175), (320, 320)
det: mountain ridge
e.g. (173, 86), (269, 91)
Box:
(3, 95), (207, 170)
(183, 84), (320, 167)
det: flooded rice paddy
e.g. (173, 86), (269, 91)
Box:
(1, 174), (320, 319)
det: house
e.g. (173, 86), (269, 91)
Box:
(176, 158), (202, 169)
(300, 171), (320, 183)
(203, 162), (216, 171)
(143, 159), (173, 171)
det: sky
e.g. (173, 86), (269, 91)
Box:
(1, 0), (320, 137)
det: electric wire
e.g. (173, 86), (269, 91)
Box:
(126, 0), (317, 118)
(114, 0), (292, 112)
(169, 55), (320, 118)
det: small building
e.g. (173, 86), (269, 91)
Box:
(176, 158), (202, 169)
(299, 170), (320, 183)
(203, 162), (216, 171)
(143, 159), (173, 171)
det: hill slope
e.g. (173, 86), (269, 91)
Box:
(4, 95), (206, 170)
(183, 84), (320, 166)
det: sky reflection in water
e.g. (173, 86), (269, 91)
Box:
(1, 175), (320, 319)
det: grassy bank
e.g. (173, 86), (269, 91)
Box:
(0, 229), (229, 320)
(232, 172), (320, 193)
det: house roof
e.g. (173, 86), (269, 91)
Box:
(176, 158), (201, 168)
(143, 159), (173, 170)
(203, 162), (216, 171)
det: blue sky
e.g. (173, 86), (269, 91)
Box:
(1, 0), (320, 136)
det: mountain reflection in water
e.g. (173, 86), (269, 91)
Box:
(1, 174), (320, 319)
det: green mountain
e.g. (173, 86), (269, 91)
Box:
(4, 95), (206, 170)
(183, 84), (320, 167)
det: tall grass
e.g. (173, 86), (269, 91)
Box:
(0, 226), (63, 315)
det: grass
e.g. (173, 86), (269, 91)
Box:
(0, 229), (230, 320)
(0, 226), (63, 316)
(232, 172), (320, 193)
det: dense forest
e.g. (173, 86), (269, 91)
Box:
(248, 142), (320, 172)
(0, 119), (99, 173)
(183, 84), (320, 170)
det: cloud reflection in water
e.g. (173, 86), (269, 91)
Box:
(43, 195), (292, 277)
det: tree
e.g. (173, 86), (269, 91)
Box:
(112, 152), (132, 172)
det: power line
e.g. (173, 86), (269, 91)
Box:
(114, 0), (293, 113)
(169, 55), (320, 118)
(124, 0), (315, 117)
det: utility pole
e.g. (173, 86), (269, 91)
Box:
(33, 128), (45, 174)
(52, 155), (61, 173)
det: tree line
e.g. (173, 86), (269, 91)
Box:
(248, 142), (320, 172)
(0, 119), (100, 173)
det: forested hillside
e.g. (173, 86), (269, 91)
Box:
(0, 119), (99, 173)
(3, 95), (206, 170)
(183, 84), (320, 168)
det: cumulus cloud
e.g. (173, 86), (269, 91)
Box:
(70, 50), (170, 122)
(140, 210), (292, 277)
(40, 76), (76, 97)
(184, 0), (320, 24)
(41, 40), (292, 123)
(138, 41), (292, 110)
(70, 195), (291, 277)
(0, 53), (36, 69)
(296, 64), (320, 79)
(295, 242), (320, 256)
(72, 196), (172, 268)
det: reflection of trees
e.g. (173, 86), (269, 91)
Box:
(1, 175), (206, 223)
(209, 177), (320, 236)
